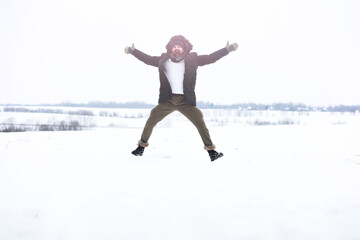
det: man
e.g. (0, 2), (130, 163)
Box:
(124, 35), (238, 161)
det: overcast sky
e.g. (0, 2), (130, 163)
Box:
(1, 0), (359, 106)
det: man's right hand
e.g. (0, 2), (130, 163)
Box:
(124, 43), (135, 54)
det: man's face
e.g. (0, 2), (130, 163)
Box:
(172, 45), (184, 57)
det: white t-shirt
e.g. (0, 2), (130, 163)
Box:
(164, 59), (185, 94)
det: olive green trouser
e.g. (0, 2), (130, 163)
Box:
(140, 94), (214, 148)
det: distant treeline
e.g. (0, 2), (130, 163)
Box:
(1, 101), (360, 112)
(2, 107), (94, 116)
(197, 102), (360, 112)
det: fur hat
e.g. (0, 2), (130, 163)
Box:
(166, 35), (193, 55)
(171, 40), (185, 50)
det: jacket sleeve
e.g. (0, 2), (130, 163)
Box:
(131, 49), (160, 67)
(197, 48), (229, 66)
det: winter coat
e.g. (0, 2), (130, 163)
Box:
(131, 47), (229, 106)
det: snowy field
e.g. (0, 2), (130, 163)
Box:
(1, 108), (360, 240)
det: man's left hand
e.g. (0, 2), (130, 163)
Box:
(226, 41), (238, 52)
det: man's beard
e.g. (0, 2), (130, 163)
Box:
(170, 50), (184, 62)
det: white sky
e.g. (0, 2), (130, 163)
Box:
(1, 0), (360, 106)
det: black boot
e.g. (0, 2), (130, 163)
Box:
(207, 150), (223, 161)
(132, 145), (145, 156)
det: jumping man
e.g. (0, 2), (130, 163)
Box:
(124, 35), (238, 161)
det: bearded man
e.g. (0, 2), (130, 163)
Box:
(125, 35), (238, 161)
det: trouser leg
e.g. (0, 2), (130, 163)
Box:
(177, 103), (215, 149)
(140, 102), (174, 145)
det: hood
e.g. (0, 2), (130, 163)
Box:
(165, 35), (193, 55)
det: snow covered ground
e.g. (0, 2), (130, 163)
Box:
(1, 110), (360, 240)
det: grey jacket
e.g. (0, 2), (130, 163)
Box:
(131, 47), (229, 106)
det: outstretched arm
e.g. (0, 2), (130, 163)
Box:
(124, 43), (160, 67)
(197, 41), (238, 66)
